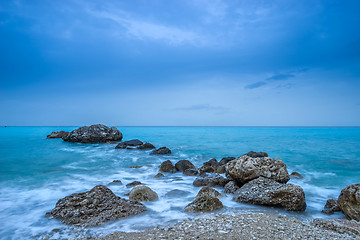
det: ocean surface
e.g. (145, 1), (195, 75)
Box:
(1, 126), (360, 239)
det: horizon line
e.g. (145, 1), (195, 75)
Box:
(1, 125), (360, 128)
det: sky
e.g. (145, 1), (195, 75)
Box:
(0, 0), (360, 126)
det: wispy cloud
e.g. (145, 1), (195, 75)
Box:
(266, 73), (295, 81)
(244, 81), (267, 89)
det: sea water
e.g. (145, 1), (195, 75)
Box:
(0, 126), (360, 239)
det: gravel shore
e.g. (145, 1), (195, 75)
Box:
(95, 212), (360, 240)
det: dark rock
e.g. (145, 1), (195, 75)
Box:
(159, 160), (176, 173)
(62, 124), (123, 143)
(137, 142), (156, 150)
(290, 172), (304, 179)
(243, 151), (269, 158)
(233, 177), (306, 211)
(154, 173), (164, 178)
(219, 157), (236, 165)
(129, 185), (158, 201)
(216, 165), (226, 174)
(199, 159), (220, 175)
(126, 181), (142, 187)
(224, 181), (240, 194)
(115, 139), (143, 149)
(322, 199), (341, 215)
(184, 196), (223, 212)
(196, 187), (223, 199)
(175, 160), (196, 172)
(47, 131), (69, 139)
(45, 185), (146, 227)
(183, 169), (199, 176)
(312, 218), (360, 236)
(108, 180), (123, 186)
(193, 173), (229, 187)
(150, 147), (171, 155)
(129, 165), (142, 168)
(338, 183), (360, 221)
(226, 155), (290, 184)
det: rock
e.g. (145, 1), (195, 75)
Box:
(175, 160), (196, 172)
(196, 187), (223, 199)
(233, 177), (306, 211)
(224, 181), (240, 194)
(47, 131), (69, 139)
(126, 181), (142, 187)
(129, 185), (158, 201)
(183, 169), (199, 176)
(159, 160), (176, 173)
(243, 151), (269, 158)
(193, 173), (229, 187)
(108, 180), (122, 186)
(137, 142), (156, 150)
(219, 157), (236, 165)
(129, 165), (142, 168)
(150, 147), (171, 155)
(199, 159), (220, 175)
(290, 172), (304, 179)
(184, 196), (223, 212)
(322, 199), (341, 215)
(115, 139), (143, 149)
(165, 189), (191, 198)
(154, 173), (164, 178)
(312, 218), (360, 236)
(45, 185), (146, 227)
(216, 165), (226, 174)
(338, 183), (360, 221)
(62, 124), (123, 143)
(226, 155), (290, 184)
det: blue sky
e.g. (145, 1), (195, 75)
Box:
(0, 0), (359, 126)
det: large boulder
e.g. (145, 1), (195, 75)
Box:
(150, 147), (171, 155)
(45, 185), (146, 227)
(233, 177), (306, 211)
(175, 160), (196, 172)
(115, 139), (143, 149)
(193, 173), (229, 187)
(338, 183), (360, 221)
(47, 131), (69, 139)
(62, 124), (122, 143)
(226, 155), (290, 184)
(184, 190), (223, 213)
(195, 186), (223, 199)
(129, 185), (158, 201)
(159, 160), (176, 173)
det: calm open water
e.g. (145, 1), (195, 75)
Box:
(1, 126), (360, 239)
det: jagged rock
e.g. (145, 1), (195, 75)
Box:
(45, 185), (146, 227)
(338, 183), (360, 221)
(226, 155), (290, 184)
(243, 151), (268, 158)
(137, 142), (156, 150)
(216, 165), (226, 174)
(183, 169), (199, 176)
(126, 181), (142, 187)
(322, 199), (341, 215)
(115, 139), (143, 149)
(47, 131), (68, 139)
(224, 181), (240, 194)
(196, 187), (223, 199)
(233, 177), (306, 211)
(175, 160), (196, 172)
(150, 147), (171, 155)
(290, 172), (304, 179)
(108, 180), (123, 186)
(199, 159), (220, 175)
(184, 196), (223, 212)
(193, 173), (229, 187)
(62, 124), (122, 143)
(129, 185), (158, 201)
(312, 218), (360, 236)
(219, 157), (236, 165)
(159, 160), (176, 173)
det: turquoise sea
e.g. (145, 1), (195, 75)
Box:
(1, 126), (360, 239)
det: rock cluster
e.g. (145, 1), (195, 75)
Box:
(62, 124), (123, 143)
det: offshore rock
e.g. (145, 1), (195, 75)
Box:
(226, 155), (290, 184)
(62, 124), (122, 143)
(193, 173), (229, 187)
(45, 185), (146, 227)
(115, 139), (143, 149)
(290, 172), (304, 179)
(195, 186), (223, 200)
(47, 131), (69, 139)
(338, 183), (360, 221)
(129, 185), (158, 201)
(322, 199), (341, 215)
(159, 160), (176, 173)
(137, 142), (156, 150)
(175, 160), (196, 172)
(150, 147), (171, 155)
(233, 177), (306, 211)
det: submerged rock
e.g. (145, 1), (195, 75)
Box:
(126, 181), (142, 187)
(322, 199), (341, 215)
(137, 142), (156, 150)
(62, 124), (122, 143)
(226, 155), (290, 184)
(290, 172), (304, 179)
(338, 183), (360, 221)
(129, 185), (158, 201)
(159, 160), (176, 173)
(150, 147), (171, 155)
(193, 173), (229, 187)
(115, 139), (143, 149)
(45, 185), (146, 227)
(154, 173), (164, 178)
(233, 177), (306, 211)
(165, 189), (191, 198)
(224, 181), (240, 194)
(47, 131), (68, 139)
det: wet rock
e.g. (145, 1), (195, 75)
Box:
(175, 160), (196, 172)
(196, 187), (223, 199)
(312, 218), (360, 236)
(193, 173), (229, 187)
(165, 189), (191, 198)
(45, 185), (146, 227)
(183, 169), (199, 176)
(115, 139), (143, 149)
(62, 124), (123, 143)
(137, 142), (156, 150)
(338, 183), (360, 221)
(129, 185), (158, 201)
(322, 199), (341, 215)
(226, 155), (290, 184)
(126, 181), (142, 187)
(154, 173), (164, 178)
(129, 165), (142, 168)
(47, 131), (69, 139)
(224, 181), (240, 194)
(216, 165), (226, 174)
(219, 157), (236, 165)
(243, 151), (269, 158)
(199, 159), (220, 175)
(150, 147), (171, 155)
(108, 180), (123, 186)
(184, 196), (223, 213)
(159, 160), (176, 173)
(290, 172), (304, 179)
(233, 177), (306, 211)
